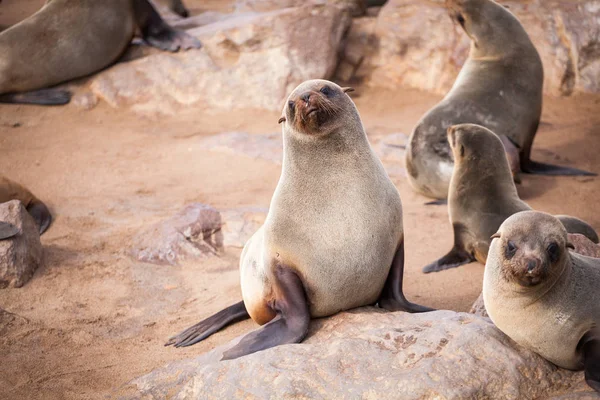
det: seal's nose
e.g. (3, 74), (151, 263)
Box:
(301, 92), (311, 104)
(526, 258), (540, 274)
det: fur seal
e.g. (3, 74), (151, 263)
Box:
(0, 0), (201, 106)
(0, 176), (52, 235)
(423, 124), (598, 273)
(484, 211), (600, 392)
(405, 0), (594, 200)
(166, 79), (433, 359)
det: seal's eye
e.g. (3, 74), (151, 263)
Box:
(547, 242), (559, 262)
(457, 14), (466, 27)
(320, 86), (332, 96)
(288, 100), (295, 110)
(505, 240), (517, 259)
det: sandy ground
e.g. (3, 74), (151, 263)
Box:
(1, 1), (600, 399)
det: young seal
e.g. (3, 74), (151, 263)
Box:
(0, 0), (201, 106)
(405, 0), (594, 200)
(423, 124), (598, 273)
(165, 79), (433, 359)
(484, 211), (600, 392)
(0, 176), (52, 235)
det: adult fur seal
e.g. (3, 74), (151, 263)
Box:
(166, 79), (433, 359)
(423, 124), (598, 273)
(405, 0), (594, 200)
(484, 211), (600, 392)
(0, 176), (52, 235)
(0, 0), (201, 106)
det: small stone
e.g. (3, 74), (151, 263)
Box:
(0, 200), (43, 289)
(72, 92), (99, 111)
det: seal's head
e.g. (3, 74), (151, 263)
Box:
(278, 79), (355, 137)
(447, 123), (505, 167)
(490, 211), (574, 288)
(445, 0), (530, 58)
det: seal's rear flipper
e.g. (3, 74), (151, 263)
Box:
(165, 301), (249, 348)
(0, 89), (71, 106)
(581, 329), (600, 392)
(422, 246), (474, 274)
(379, 241), (434, 312)
(133, 0), (201, 52)
(221, 266), (310, 360)
(26, 201), (52, 235)
(0, 222), (19, 240)
(522, 160), (596, 177)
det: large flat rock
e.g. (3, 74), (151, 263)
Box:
(124, 309), (592, 399)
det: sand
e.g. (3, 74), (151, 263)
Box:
(1, 2), (599, 399)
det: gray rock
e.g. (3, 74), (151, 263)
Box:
(130, 203), (223, 265)
(126, 309), (588, 399)
(221, 206), (268, 248)
(91, 4), (351, 114)
(0, 200), (43, 289)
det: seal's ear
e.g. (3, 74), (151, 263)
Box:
(342, 87), (354, 93)
(490, 232), (501, 240)
(566, 242), (575, 250)
(278, 117), (286, 124)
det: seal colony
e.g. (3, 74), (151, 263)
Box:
(0, 0), (201, 106)
(422, 124), (598, 273)
(484, 211), (600, 392)
(405, 0), (595, 200)
(165, 79), (433, 359)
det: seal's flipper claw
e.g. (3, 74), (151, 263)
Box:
(581, 329), (600, 392)
(379, 241), (435, 312)
(0, 89), (71, 106)
(165, 301), (249, 348)
(26, 201), (52, 235)
(133, 0), (201, 52)
(522, 160), (596, 177)
(422, 246), (474, 274)
(221, 266), (310, 360)
(0, 222), (19, 240)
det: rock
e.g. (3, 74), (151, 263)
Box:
(91, 4), (351, 114)
(0, 200), (43, 289)
(234, 0), (366, 16)
(366, 0), (600, 96)
(568, 233), (600, 258)
(469, 292), (488, 318)
(130, 203), (223, 265)
(126, 309), (589, 399)
(335, 16), (378, 82)
(221, 206), (268, 248)
(72, 92), (99, 111)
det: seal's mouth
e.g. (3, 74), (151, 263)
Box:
(306, 107), (318, 116)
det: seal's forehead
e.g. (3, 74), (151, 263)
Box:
(500, 211), (566, 236)
(287, 79), (341, 99)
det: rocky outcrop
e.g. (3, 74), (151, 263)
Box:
(130, 203), (223, 265)
(0, 200), (43, 288)
(126, 309), (592, 399)
(359, 0), (600, 96)
(91, 4), (351, 114)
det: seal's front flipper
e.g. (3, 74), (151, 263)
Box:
(581, 329), (600, 392)
(0, 89), (71, 106)
(133, 0), (201, 52)
(379, 240), (434, 312)
(422, 246), (474, 273)
(26, 201), (52, 235)
(221, 266), (310, 360)
(522, 160), (596, 177)
(0, 222), (19, 240)
(165, 301), (249, 348)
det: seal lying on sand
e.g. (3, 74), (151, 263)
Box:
(0, 0), (201, 106)
(484, 211), (600, 393)
(166, 79), (433, 360)
(405, 0), (594, 200)
(422, 124), (598, 273)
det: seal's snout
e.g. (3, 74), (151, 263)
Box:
(525, 257), (540, 274)
(300, 92), (311, 105)
(514, 255), (546, 287)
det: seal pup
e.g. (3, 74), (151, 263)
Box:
(484, 211), (600, 392)
(405, 0), (594, 200)
(0, 176), (52, 235)
(0, 0), (201, 106)
(166, 79), (433, 359)
(423, 124), (597, 273)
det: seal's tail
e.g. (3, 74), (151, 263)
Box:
(522, 159), (596, 177)
(0, 89), (71, 106)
